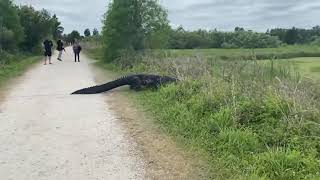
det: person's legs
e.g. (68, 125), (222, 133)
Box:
(74, 53), (77, 62)
(57, 51), (63, 61)
(77, 53), (80, 62)
(48, 51), (52, 64)
(44, 51), (48, 65)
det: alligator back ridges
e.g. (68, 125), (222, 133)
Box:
(71, 74), (178, 95)
(71, 77), (130, 94)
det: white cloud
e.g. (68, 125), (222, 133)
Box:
(14, 0), (108, 34)
(161, 0), (320, 31)
(13, 0), (320, 34)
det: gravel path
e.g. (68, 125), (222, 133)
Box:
(0, 47), (145, 180)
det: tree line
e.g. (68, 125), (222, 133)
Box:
(167, 27), (281, 49)
(101, 0), (320, 63)
(161, 26), (320, 49)
(269, 26), (320, 45)
(162, 26), (320, 49)
(62, 28), (99, 45)
(0, 0), (63, 54)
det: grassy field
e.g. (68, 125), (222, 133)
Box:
(86, 45), (320, 60)
(165, 45), (320, 60)
(291, 57), (320, 79)
(85, 45), (320, 80)
(0, 55), (41, 86)
(85, 45), (320, 179)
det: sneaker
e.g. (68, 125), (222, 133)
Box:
(57, 58), (62, 61)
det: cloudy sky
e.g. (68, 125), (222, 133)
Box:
(14, 0), (320, 34)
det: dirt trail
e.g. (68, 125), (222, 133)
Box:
(0, 47), (145, 180)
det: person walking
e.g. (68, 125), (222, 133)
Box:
(56, 39), (65, 61)
(43, 39), (53, 65)
(73, 41), (82, 62)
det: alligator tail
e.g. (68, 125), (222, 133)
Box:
(71, 77), (129, 94)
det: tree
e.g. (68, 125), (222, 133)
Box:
(235, 27), (245, 32)
(102, 0), (169, 62)
(0, 0), (24, 50)
(17, 6), (63, 51)
(92, 28), (99, 36)
(141, 0), (170, 49)
(84, 28), (91, 37)
(69, 30), (81, 43)
(52, 14), (64, 39)
(62, 31), (81, 44)
(103, 0), (143, 61)
(285, 27), (299, 45)
(269, 28), (287, 43)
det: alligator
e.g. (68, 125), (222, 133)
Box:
(71, 74), (178, 94)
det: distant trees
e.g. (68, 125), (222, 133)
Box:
(99, 0), (320, 54)
(63, 30), (81, 44)
(71, 30), (81, 40)
(92, 28), (99, 36)
(167, 28), (280, 49)
(84, 28), (91, 37)
(269, 26), (320, 45)
(166, 26), (320, 49)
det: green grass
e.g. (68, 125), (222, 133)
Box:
(290, 57), (320, 79)
(85, 45), (320, 179)
(259, 57), (320, 80)
(84, 47), (104, 60)
(164, 45), (320, 60)
(134, 74), (320, 179)
(0, 55), (41, 86)
(85, 44), (320, 62)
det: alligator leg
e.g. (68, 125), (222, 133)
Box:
(130, 85), (143, 91)
(129, 77), (143, 91)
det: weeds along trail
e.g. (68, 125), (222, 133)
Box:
(87, 45), (320, 179)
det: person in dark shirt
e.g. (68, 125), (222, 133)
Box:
(43, 39), (53, 65)
(73, 41), (82, 62)
(56, 39), (65, 61)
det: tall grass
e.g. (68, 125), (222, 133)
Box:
(85, 44), (320, 179)
(135, 57), (320, 179)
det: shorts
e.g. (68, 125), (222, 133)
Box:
(44, 51), (52, 57)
